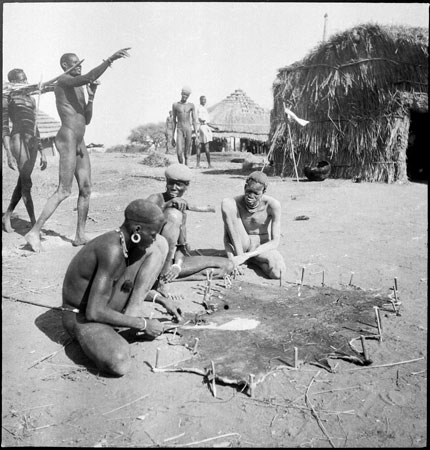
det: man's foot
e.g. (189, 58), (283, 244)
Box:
(195, 164), (201, 169)
(72, 236), (88, 247)
(24, 230), (42, 252)
(2, 214), (13, 233)
(207, 165), (213, 169)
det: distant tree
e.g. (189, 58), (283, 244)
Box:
(128, 122), (166, 149)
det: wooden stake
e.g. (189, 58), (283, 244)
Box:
(321, 270), (325, 287)
(394, 277), (398, 291)
(360, 335), (370, 362)
(211, 361), (217, 398)
(249, 374), (255, 398)
(373, 306), (382, 342)
(301, 267), (305, 284)
(193, 337), (199, 354)
(279, 270), (282, 287)
(287, 122), (300, 183)
(294, 347), (299, 369)
(155, 348), (161, 368)
(349, 272), (354, 286)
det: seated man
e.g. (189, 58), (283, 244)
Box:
(221, 171), (286, 279)
(146, 163), (233, 290)
(62, 199), (182, 377)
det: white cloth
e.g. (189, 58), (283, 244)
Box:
(197, 105), (213, 143)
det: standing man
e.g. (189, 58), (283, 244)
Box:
(25, 48), (130, 252)
(2, 68), (48, 233)
(196, 95), (218, 169)
(221, 171), (286, 279)
(171, 86), (198, 166)
(165, 110), (173, 154)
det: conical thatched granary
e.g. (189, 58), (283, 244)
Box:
(270, 23), (428, 182)
(208, 89), (270, 150)
(36, 110), (61, 153)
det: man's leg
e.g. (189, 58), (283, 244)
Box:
(183, 128), (192, 166)
(176, 129), (184, 164)
(177, 255), (234, 280)
(25, 128), (77, 252)
(250, 249), (286, 279)
(2, 134), (37, 232)
(196, 142), (202, 168)
(73, 141), (92, 246)
(204, 142), (212, 168)
(158, 208), (183, 276)
(63, 311), (131, 376)
(221, 197), (251, 256)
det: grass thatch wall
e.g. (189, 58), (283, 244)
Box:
(270, 23), (428, 182)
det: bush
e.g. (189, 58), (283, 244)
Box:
(106, 144), (147, 153)
(139, 151), (171, 167)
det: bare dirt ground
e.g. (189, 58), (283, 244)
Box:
(2, 150), (427, 448)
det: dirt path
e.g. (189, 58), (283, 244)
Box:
(2, 151), (427, 447)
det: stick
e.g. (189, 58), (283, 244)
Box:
(28, 339), (72, 369)
(279, 270), (282, 287)
(322, 270), (325, 287)
(373, 306), (382, 342)
(301, 267), (305, 284)
(305, 371), (336, 448)
(341, 357), (424, 372)
(287, 122), (300, 183)
(2, 294), (79, 313)
(182, 433), (241, 447)
(394, 277), (398, 291)
(360, 335), (370, 362)
(312, 385), (361, 396)
(294, 347), (299, 369)
(102, 394), (149, 416)
(155, 348), (160, 368)
(349, 272), (354, 286)
(211, 361), (217, 398)
(193, 337), (199, 354)
(164, 432), (186, 443)
(248, 374), (255, 398)
(187, 205), (215, 213)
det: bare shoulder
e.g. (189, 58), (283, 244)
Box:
(264, 195), (281, 210)
(221, 195), (241, 207)
(146, 192), (164, 208)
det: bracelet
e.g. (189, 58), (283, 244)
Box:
(171, 263), (182, 271)
(152, 292), (159, 303)
(103, 58), (113, 68)
(141, 317), (147, 331)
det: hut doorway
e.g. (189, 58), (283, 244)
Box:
(406, 110), (428, 183)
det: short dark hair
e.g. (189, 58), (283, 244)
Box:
(200, 95), (206, 101)
(60, 53), (77, 68)
(246, 171), (269, 190)
(7, 68), (25, 82)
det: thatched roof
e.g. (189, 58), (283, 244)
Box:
(270, 23), (428, 182)
(36, 110), (61, 140)
(208, 89), (270, 142)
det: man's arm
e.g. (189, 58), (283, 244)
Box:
(231, 198), (282, 266)
(84, 247), (146, 330)
(2, 95), (17, 170)
(84, 81), (99, 125)
(57, 48), (130, 89)
(171, 104), (177, 146)
(191, 103), (199, 134)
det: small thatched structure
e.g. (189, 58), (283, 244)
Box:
(270, 23), (428, 182)
(36, 110), (61, 154)
(208, 89), (270, 150)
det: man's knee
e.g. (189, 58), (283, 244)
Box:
(104, 348), (131, 376)
(79, 181), (92, 198)
(164, 207), (183, 226)
(20, 177), (33, 194)
(221, 197), (236, 217)
(57, 185), (73, 201)
(266, 258), (286, 279)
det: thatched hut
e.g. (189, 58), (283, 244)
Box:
(35, 110), (61, 155)
(208, 89), (270, 152)
(270, 23), (428, 182)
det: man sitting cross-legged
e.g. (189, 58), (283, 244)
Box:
(62, 199), (183, 377)
(221, 171), (286, 279)
(146, 163), (234, 293)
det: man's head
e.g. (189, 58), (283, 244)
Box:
(60, 53), (81, 76)
(124, 199), (165, 248)
(164, 163), (191, 199)
(243, 171), (268, 210)
(200, 95), (206, 106)
(7, 69), (27, 83)
(180, 86), (191, 102)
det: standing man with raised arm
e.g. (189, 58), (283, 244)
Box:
(2, 68), (48, 233)
(171, 86), (199, 166)
(25, 48), (130, 252)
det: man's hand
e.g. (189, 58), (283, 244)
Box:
(86, 80), (100, 97)
(160, 263), (182, 283)
(143, 318), (164, 338)
(40, 152), (47, 171)
(231, 253), (249, 267)
(108, 48), (131, 63)
(166, 197), (187, 212)
(159, 296), (183, 322)
(5, 150), (17, 171)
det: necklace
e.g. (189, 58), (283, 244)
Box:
(115, 228), (128, 259)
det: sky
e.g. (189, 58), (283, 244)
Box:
(2, 2), (429, 146)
